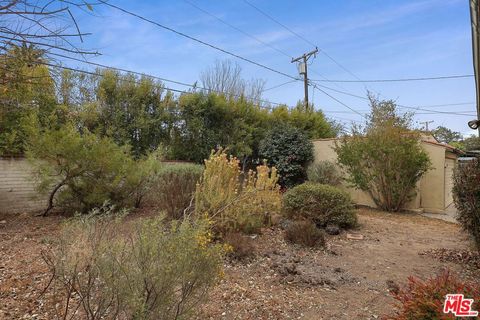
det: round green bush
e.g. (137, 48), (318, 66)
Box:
(283, 182), (357, 228)
(259, 125), (313, 188)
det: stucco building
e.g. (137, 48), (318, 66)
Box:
(312, 136), (463, 214)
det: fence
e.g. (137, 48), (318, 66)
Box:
(0, 157), (47, 214)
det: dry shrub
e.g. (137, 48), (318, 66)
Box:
(146, 163), (203, 219)
(384, 270), (480, 320)
(195, 149), (281, 235)
(224, 232), (255, 260)
(285, 220), (326, 247)
(453, 158), (480, 249)
(43, 206), (225, 320)
(307, 160), (342, 186)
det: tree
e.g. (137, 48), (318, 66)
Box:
(0, 44), (56, 156)
(168, 92), (266, 164)
(334, 95), (431, 212)
(270, 103), (340, 139)
(449, 135), (480, 151)
(259, 125), (314, 188)
(95, 70), (171, 158)
(200, 59), (266, 103)
(432, 126), (462, 144)
(463, 135), (480, 151)
(27, 125), (158, 215)
(56, 69), (173, 158)
(0, 0), (98, 66)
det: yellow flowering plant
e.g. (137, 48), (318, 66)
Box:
(195, 149), (282, 235)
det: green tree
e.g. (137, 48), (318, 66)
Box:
(259, 125), (314, 188)
(95, 70), (171, 158)
(449, 135), (480, 151)
(432, 126), (462, 144)
(334, 95), (431, 212)
(462, 135), (480, 151)
(27, 125), (158, 215)
(0, 44), (57, 156)
(168, 92), (269, 165)
(270, 104), (340, 139)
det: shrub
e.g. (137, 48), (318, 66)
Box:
(384, 270), (480, 320)
(259, 125), (314, 188)
(44, 208), (225, 320)
(283, 182), (357, 228)
(453, 159), (480, 249)
(334, 95), (431, 212)
(27, 125), (159, 215)
(147, 163), (203, 219)
(285, 220), (326, 247)
(307, 160), (342, 186)
(195, 149), (282, 235)
(224, 232), (255, 260)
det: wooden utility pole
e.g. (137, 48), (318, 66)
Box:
(291, 47), (318, 109)
(420, 120), (434, 131)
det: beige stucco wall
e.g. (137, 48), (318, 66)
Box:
(419, 143), (446, 213)
(0, 158), (46, 214)
(312, 139), (377, 208)
(312, 138), (454, 213)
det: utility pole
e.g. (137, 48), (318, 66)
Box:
(420, 120), (434, 131)
(291, 47), (318, 109)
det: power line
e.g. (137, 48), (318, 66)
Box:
(99, 0), (299, 81)
(99, 0), (473, 119)
(312, 81), (479, 116)
(183, 0), (347, 106)
(328, 115), (362, 124)
(99, 0), (369, 116)
(183, 0), (292, 59)
(320, 51), (364, 82)
(311, 74), (474, 83)
(322, 110), (477, 117)
(322, 110), (476, 114)
(241, 0), (316, 48)
(263, 80), (297, 92)
(310, 83), (367, 119)
(48, 53), (200, 89)
(406, 102), (475, 108)
(241, 0), (363, 81)
(312, 81), (368, 100)
(47, 1), (475, 120)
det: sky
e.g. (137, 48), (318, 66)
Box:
(65, 0), (476, 136)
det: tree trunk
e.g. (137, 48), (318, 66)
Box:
(42, 180), (66, 216)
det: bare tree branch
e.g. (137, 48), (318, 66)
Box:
(0, 0), (99, 66)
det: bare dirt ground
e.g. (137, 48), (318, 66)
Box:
(0, 208), (476, 320)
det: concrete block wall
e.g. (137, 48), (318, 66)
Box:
(0, 157), (47, 214)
